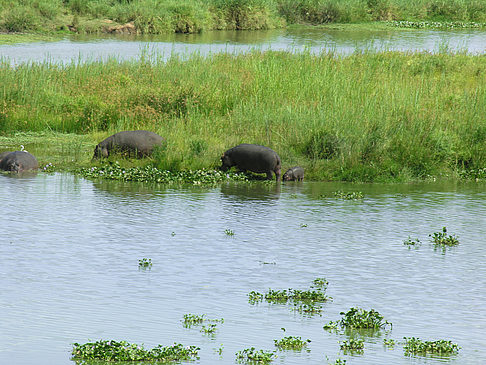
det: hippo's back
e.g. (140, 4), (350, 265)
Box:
(0, 151), (39, 172)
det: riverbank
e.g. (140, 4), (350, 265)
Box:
(1, 0), (486, 35)
(1, 50), (485, 182)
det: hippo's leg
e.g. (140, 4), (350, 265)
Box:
(266, 171), (273, 180)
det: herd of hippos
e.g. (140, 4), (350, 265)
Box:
(0, 130), (304, 181)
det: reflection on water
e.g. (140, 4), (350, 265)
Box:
(0, 27), (485, 65)
(1, 173), (486, 364)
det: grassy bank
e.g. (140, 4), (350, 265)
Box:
(1, 0), (486, 35)
(1, 50), (485, 182)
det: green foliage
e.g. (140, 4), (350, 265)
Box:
(383, 338), (395, 347)
(333, 191), (364, 200)
(224, 229), (235, 236)
(71, 340), (199, 362)
(403, 236), (421, 247)
(324, 307), (391, 330)
(429, 227), (459, 246)
(340, 338), (364, 353)
(138, 258), (152, 269)
(200, 323), (218, 334)
(182, 313), (224, 328)
(274, 336), (311, 350)
(235, 347), (276, 364)
(403, 337), (460, 355)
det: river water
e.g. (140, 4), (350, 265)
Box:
(1, 172), (485, 364)
(1, 27), (486, 65)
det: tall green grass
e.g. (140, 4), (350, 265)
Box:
(1, 0), (485, 33)
(1, 50), (485, 181)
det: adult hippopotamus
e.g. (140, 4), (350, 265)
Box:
(283, 166), (304, 181)
(0, 151), (39, 172)
(220, 143), (281, 181)
(93, 130), (164, 159)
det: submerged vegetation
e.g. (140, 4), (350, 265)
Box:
(2, 50), (485, 183)
(71, 340), (199, 362)
(1, 0), (486, 35)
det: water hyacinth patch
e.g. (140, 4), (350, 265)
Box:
(403, 337), (460, 356)
(200, 323), (218, 335)
(383, 338), (396, 347)
(182, 313), (224, 328)
(274, 336), (311, 351)
(403, 236), (421, 247)
(71, 340), (199, 362)
(80, 163), (249, 185)
(340, 339), (364, 353)
(324, 307), (391, 331)
(388, 20), (486, 29)
(429, 227), (459, 246)
(333, 191), (364, 200)
(138, 258), (152, 269)
(235, 347), (276, 364)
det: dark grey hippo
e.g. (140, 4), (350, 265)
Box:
(283, 166), (304, 181)
(93, 130), (164, 159)
(0, 151), (39, 172)
(220, 143), (281, 181)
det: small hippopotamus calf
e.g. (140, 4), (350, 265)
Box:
(0, 151), (39, 172)
(283, 166), (304, 181)
(93, 130), (165, 159)
(220, 143), (281, 181)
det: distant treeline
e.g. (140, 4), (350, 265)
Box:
(1, 0), (486, 34)
(1, 51), (485, 181)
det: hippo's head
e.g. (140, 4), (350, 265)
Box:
(220, 153), (232, 171)
(93, 144), (109, 159)
(282, 171), (293, 181)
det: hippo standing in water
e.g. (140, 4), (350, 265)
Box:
(220, 143), (281, 181)
(93, 130), (164, 159)
(0, 151), (39, 172)
(283, 166), (304, 181)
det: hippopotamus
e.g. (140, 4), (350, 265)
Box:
(93, 130), (164, 159)
(0, 151), (39, 172)
(220, 143), (281, 181)
(283, 166), (304, 181)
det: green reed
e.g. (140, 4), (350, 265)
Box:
(2, 50), (486, 182)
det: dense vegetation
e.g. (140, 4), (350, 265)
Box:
(1, 50), (485, 182)
(1, 0), (486, 34)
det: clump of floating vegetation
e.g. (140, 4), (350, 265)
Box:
(324, 307), (391, 331)
(388, 20), (486, 29)
(274, 336), (311, 351)
(429, 227), (459, 247)
(383, 338), (396, 347)
(249, 278), (331, 317)
(333, 191), (364, 200)
(224, 229), (235, 236)
(182, 314), (224, 328)
(235, 347), (276, 364)
(200, 324), (218, 335)
(340, 339), (364, 353)
(403, 236), (421, 247)
(138, 258), (152, 269)
(80, 163), (249, 185)
(459, 167), (486, 180)
(403, 337), (460, 356)
(71, 340), (199, 362)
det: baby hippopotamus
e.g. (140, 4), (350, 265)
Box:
(0, 151), (39, 172)
(93, 130), (164, 159)
(282, 166), (304, 181)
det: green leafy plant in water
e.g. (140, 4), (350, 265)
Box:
(324, 307), (391, 330)
(333, 191), (364, 200)
(248, 291), (264, 304)
(403, 337), (460, 355)
(293, 302), (323, 316)
(235, 347), (276, 364)
(403, 236), (421, 247)
(340, 338), (364, 353)
(429, 227), (459, 246)
(312, 277), (329, 290)
(200, 323), (217, 335)
(71, 340), (199, 362)
(138, 258), (152, 269)
(274, 336), (311, 351)
(383, 338), (396, 347)
(224, 229), (235, 236)
(182, 313), (223, 328)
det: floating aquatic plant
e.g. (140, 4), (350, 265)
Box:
(71, 340), (199, 362)
(200, 324), (217, 335)
(383, 338), (396, 347)
(429, 227), (459, 246)
(403, 236), (421, 247)
(138, 258), (152, 270)
(388, 20), (486, 30)
(235, 347), (276, 364)
(403, 337), (460, 355)
(274, 336), (311, 351)
(340, 339), (364, 353)
(224, 229), (235, 236)
(333, 191), (364, 200)
(182, 314), (223, 328)
(293, 302), (323, 316)
(324, 307), (391, 330)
